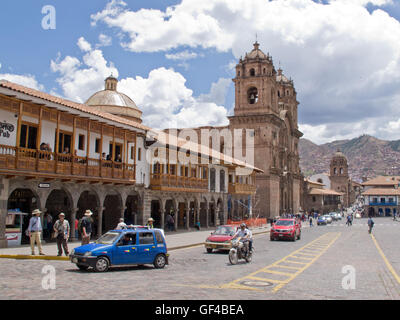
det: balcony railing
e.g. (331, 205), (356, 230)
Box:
(0, 144), (135, 182)
(369, 202), (397, 206)
(150, 173), (208, 191)
(228, 183), (257, 195)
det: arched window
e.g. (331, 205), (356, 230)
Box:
(247, 87), (258, 104)
(340, 168), (343, 174)
(220, 170), (225, 192)
(238, 71), (240, 77)
(333, 168), (337, 175)
(250, 68), (255, 76)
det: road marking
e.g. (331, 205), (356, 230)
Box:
(220, 232), (341, 293)
(371, 234), (400, 285)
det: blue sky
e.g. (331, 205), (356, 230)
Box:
(1, 0), (400, 144)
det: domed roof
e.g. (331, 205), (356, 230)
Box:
(85, 76), (143, 123)
(333, 149), (346, 158)
(276, 68), (291, 84)
(86, 90), (139, 110)
(245, 42), (269, 60)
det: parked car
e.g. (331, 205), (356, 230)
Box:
(270, 219), (301, 241)
(204, 225), (237, 253)
(329, 212), (337, 221)
(323, 215), (333, 224)
(317, 216), (327, 225)
(70, 227), (168, 272)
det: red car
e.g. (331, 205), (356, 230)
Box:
(204, 225), (237, 253)
(270, 219), (301, 241)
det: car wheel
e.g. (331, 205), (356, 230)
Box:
(76, 264), (89, 271)
(270, 237), (274, 241)
(292, 233), (296, 241)
(154, 254), (167, 269)
(206, 248), (213, 253)
(94, 257), (110, 272)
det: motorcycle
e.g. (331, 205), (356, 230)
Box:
(229, 238), (253, 265)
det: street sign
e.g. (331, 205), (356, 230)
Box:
(38, 183), (50, 188)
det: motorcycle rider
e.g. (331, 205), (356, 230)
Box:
(232, 223), (251, 257)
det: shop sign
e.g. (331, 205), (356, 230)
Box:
(0, 121), (14, 138)
(38, 183), (50, 189)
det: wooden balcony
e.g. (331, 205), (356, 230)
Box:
(0, 145), (135, 183)
(228, 183), (257, 195)
(150, 174), (208, 193)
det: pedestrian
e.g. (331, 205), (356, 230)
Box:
(53, 213), (70, 256)
(309, 216), (313, 227)
(116, 218), (127, 230)
(346, 214), (352, 227)
(46, 213), (53, 240)
(75, 218), (79, 239)
(368, 216), (374, 234)
(81, 210), (93, 245)
(393, 212), (397, 221)
(195, 219), (201, 231)
(146, 217), (155, 229)
(166, 213), (174, 231)
(27, 209), (45, 255)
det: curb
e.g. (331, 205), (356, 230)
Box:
(0, 229), (271, 261)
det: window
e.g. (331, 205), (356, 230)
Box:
(137, 148), (142, 161)
(229, 174), (233, 184)
(312, 196), (316, 202)
(220, 170), (225, 192)
(139, 232), (154, 245)
(78, 134), (85, 151)
(154, 230), (165, 245)
(95, 139), (101, 153)
(389, 198), (394, 203)
(249, 68), (255, 76)
(372, 198), (378, 203)
(247, 87), (258, 104)
(130, 146), (134, 160)
(381, 198), (385, 203)
(210, 168), (216, 191)
(19, 123), (38, 150)
(170, 164), (176, 175)
(57, 131), (72, 153)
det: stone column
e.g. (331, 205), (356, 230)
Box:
(0, 177), (9, 248)
(70, 208), (78, 242)
(97, 206), (104, 238)
(185, 204), (190, 230)
(205, 205), (209, 228)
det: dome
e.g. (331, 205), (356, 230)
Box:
(245, 42), (269, 60)
(85, 76), (143, 123)
(333, 149), (346, 159)
(86, 90), (139, 110)
(276, 68), (291, 84)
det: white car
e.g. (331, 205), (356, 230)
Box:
(323, 215), (332, 224)
(355, 213), (361, 219)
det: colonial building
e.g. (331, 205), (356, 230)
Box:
(307, 150), (361, 212)
(184, 42), (303, 219)
(0, 74), (260, 248)
(362, 175), (400, 217)
(302, 179), (342, 214)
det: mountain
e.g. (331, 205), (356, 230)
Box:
(299, 134), (400, 182)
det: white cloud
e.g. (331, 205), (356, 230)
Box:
(91, 0), (400, 143)
(51, 38), (118, 103)
(0, 73), (44, 91)
(97, 33), (112, 47)
(50, 38), (229, 129)
(77, 37), (92, 52)
(165, 50), (201, 61)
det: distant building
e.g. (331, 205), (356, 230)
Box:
(362, 176), (400, 217)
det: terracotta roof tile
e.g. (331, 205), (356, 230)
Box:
(0, 80), (150, 132)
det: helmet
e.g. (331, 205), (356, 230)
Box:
(240, 223), (246, 228)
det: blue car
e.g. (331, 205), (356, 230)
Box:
(70, 226), (168, 272)
(317, 216), (327, 226)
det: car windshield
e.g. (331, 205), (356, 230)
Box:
(95, 232), (120, 244)
(213, 226), (235, 235)
(275, 220), (294, 226)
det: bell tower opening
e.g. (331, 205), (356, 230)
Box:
(248, 87), (258, 104)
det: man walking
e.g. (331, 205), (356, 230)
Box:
(81, 210), (93, 245)
(368, 216), (374, 234)
(28, 209), (45, 255)
(53, 213), (70, 256)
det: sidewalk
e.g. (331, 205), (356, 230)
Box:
(0, 225), (271, 261)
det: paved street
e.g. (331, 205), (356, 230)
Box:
(1, 218), (400, 300)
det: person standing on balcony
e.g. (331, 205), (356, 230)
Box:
(28, 209), (45, 255)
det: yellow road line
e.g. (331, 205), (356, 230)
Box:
(221, 232), (341, 293)
(371, 234), (400, 285)
(262, 269), (294, 277)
